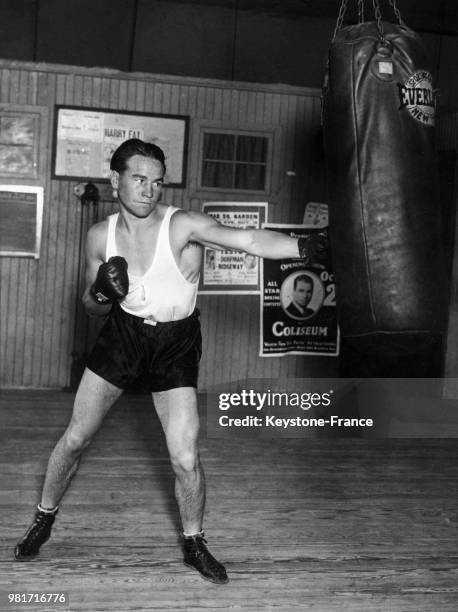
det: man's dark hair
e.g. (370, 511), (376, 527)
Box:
(293, 274), (312, 290)
(110, 138), (166, 173)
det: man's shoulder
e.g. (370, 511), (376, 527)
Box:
(87, 218), (110, 250)
(88, 218), (109, 238)
(171, 208), (205, 225)
(170, 208), (210, 236)
(286, 302), (298, 314)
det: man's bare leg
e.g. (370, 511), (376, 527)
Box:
(41, 369), (123, 507)
(15, 369), (123, 560)
(152, 386), (204, 533)
(152, 387), (228, 584)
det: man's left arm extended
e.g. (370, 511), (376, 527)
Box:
(187, 212), (298, 259)
(187, 211), (327, 262)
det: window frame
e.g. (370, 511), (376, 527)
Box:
(197, 125), (275, 196)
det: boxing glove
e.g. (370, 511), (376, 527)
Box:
(90, 256), (129, 304)
(298, 232), (329, 265)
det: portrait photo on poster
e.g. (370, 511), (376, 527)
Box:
(280, 270), (325, 321)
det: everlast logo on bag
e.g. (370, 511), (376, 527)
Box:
(398, 70), (436, 126)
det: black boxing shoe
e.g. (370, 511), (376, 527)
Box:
(183, 532), (228, 584)
(14, 506), (57, 561)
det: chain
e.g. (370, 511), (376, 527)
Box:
(372, 0), (386, 41)
(333, 0), (400, 42)
(388, 0), (404, 25)
(332, 0), (349, 41)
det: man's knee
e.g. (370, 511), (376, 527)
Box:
(170, 447), (200, 475)
(63, 426), (92, 454)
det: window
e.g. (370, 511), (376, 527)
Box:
(201, 131), (270, 191)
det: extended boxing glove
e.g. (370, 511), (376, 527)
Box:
(298, 232), (329, 266)
(90, 256), (129, 304)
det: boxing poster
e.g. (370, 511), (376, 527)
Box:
(53, 106), (188, 186)
(199, 202), (268, 294)
(260, 224), (339, 357)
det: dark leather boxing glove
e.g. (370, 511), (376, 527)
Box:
(298, 231), (329, 265)
(90, 256), (129, 304)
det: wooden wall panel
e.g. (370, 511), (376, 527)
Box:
(0, 59), (338, 389)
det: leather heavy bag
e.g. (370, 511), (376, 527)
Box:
(323, 22), (447, 345)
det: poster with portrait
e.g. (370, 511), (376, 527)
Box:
(199, 202), (268, 294)
(260, 224), (339, 356)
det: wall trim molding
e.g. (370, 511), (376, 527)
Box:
(0, 59), (322, 99)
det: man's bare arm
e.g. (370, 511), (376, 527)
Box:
(187, 211), (300, 260)
(81, 225), (112, 317)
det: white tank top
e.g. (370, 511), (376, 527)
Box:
(105, 207), (198, 322)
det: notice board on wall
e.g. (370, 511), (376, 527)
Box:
(0, 185), (44, 258)
(52, 105), (189, 186)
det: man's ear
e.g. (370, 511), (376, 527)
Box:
(110, 170), (119, 189)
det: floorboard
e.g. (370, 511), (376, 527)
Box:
(1, 390), (457, 611)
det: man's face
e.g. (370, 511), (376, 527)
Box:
(294, 280), (313, 307)
(111, 154), (164, 218)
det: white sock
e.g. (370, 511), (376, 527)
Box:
(183, 529), (204, 538)
(37, 503), (58, 515)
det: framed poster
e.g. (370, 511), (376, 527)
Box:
(0, 105), (47, 181)
(198, 201), (268, 295)
(52, 105), (189, 186)
(0, 185), (44, 258)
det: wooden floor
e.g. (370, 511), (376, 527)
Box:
(1, 390), (458, 612)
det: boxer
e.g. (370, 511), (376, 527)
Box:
(14, 139), (326, 584)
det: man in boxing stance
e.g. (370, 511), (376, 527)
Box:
(14, 139), (325, 584)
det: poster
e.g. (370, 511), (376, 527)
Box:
(260, 223), (339, 356)
(53, 106), (188, 186)
(199, 202), (268, 294)
(302, 201), (329, 227)
(0, 111), (41, 179)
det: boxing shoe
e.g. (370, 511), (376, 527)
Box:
(183, 532), (228, 584)
(14, 506), (57, 561)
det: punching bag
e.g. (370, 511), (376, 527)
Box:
(322, 2), (447, 375)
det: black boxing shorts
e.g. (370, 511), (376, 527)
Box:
(86, 304), (202, 392)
